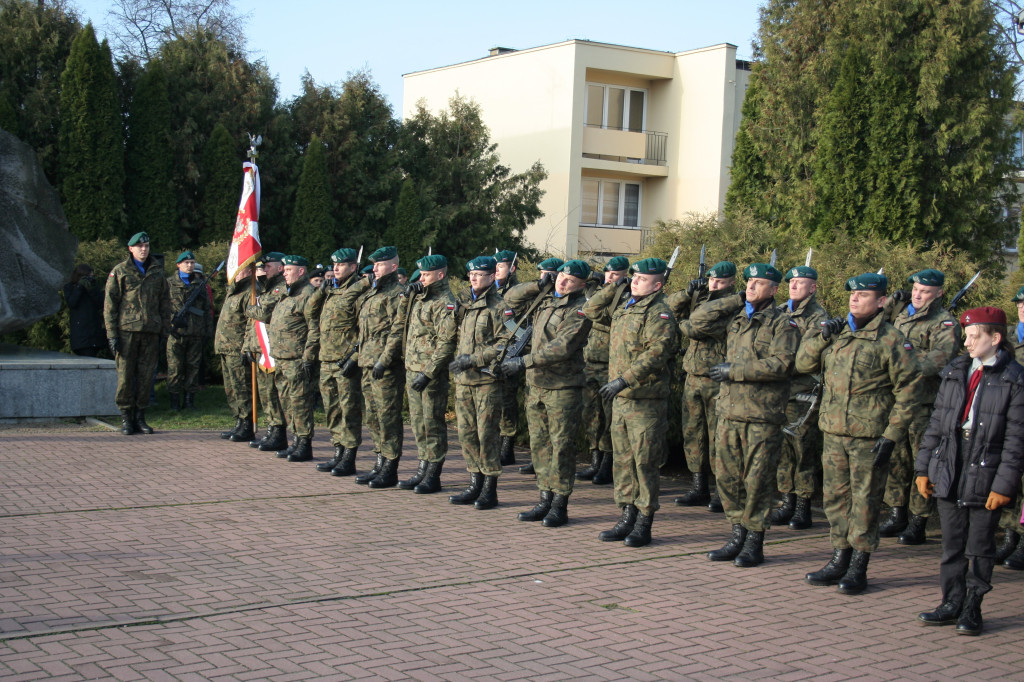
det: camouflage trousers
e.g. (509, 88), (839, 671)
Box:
(114, 331), (161, 411)
(822, 433), (889, 553)
(683, 374), (720, 476)
(884, 412), (936, 517)
(999, 478), (1024, 538)
(256, 365), (284, 428)
(582, 362), (612, 452)
(320, 362), (362, 449)
(776, 400), (821, 498)
(361, 366), (405, 460)
(455, 382), (502, 476)
(526, 384), (583, 496)
(499, 373), (521, 438)
(715, 419), (783, 532)
(166, 334), (204, 395)
(610, 397), (667, 517)
(219, 353), (252, 420)
(407, 371), (449, 463)
(274, 358), (315, 439)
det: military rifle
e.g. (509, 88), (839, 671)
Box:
(663, 245), (681, 284)
(172, 260), (224, 330)
(478, 277), (556, 377)
(947, 271), (982, 313)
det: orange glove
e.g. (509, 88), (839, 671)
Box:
(915, 476), (934, 499)
(986, 491), (1012, 510)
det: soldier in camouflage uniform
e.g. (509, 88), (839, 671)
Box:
(584, 257), (678, 547)
(268, 255), (320, 463)
(216, 264), (254, 442)
(998, 285), (1024, 569)
(494, 249), (522, 467)
(578, 256), (630, 485)
(771, 265), (829, 529)
(398, 253), (458, 494)
(448, 255), (507, 509)
(501, 260), (593, 526)
(797, 273), (921, 595)
(308, 248), (370, 476)
(104, 232), (172, 435)
(354, 246), (406, 489)
(244, 253), (289, 452)
(668, 261), (737, 511)
(692, 263), (798, 567)
(879, 269), (962, 545)
(166, 251), (211, 410)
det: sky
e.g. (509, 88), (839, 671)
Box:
(72, 0), (765, 116)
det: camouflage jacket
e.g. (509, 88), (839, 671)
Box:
(583, 279), (631, 365)
(505, 282), (592, 389)
(214, 276), (252, 354)
(306, 274), (369, 363)
(668, 285), (736, 376)
(890, 298), (962, 406)
(242, 272), (287, 353)
(402, 278), (458, 377)
(268, 276), (318, 361)
(777, 293), (830, 396)
(357, 271), (404, 369)
(104, 255), (172, 336)
(167, 273), (211, 338)
(583, 282), (678, 400)
(453, 285), (507, 386)
(795, 312), (921, 442)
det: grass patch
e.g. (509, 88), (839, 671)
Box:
(142, 382), (325, 431)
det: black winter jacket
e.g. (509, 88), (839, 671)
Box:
(915, 350), (1024, 506)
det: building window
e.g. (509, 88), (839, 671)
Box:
(581, 179), (642, 228)
(585, 83), (646, 133)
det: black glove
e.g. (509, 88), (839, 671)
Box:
(499, 356), (525, 378)
(588, 271), (604, 285)
(539, 271), (555, 287)
(891, 290), (911, 304)
(820, 316), (846, 341)
(302, 361), (315, 382)
(619, 277), (631, 287)
(599, 377), (628, 400)
(170, 329), (181, 339)
(365, 272), (375, 287)
(871, 437), (896, 470)
(338, 356), (357, 377)
(410, 372), (430, 392)
(687, 278), (708, 297)
(449, 354), (473, 374)
(108, 337), (121, 355)
(408, 281), (424, 295)
(709, 363), (731, 382)
(372, 362), (386, 380)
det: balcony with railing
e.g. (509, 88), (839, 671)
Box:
(581, 124), (669, 176)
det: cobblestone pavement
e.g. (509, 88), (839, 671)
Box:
(1, 424), (1023, 680)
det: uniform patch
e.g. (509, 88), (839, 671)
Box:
(789, 319), (798, 328)
(659, 313), (670, 320)
(942, 320), (955, 327)
(446, 304), (455, 311)
(904, 342), (913, 350)
(577, 309), (586, 317)
(273, 288), (280, 294)
(504, 309), (514, 316)
(108, 272), (115, 278)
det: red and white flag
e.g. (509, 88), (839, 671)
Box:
(227, 161), (262, 283)
(254, 318), (275, 372)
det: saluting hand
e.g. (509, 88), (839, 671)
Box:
(687, 278), (708, 297)
(820, 317), (846, 341)
(891, 290), (911, 304)
(408, 281), (424, 295)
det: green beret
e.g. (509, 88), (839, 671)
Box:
(397, 267), (407, 277)
(631, 257), (668, 275)
(361, 264), (374, 275)
(707, 261), (736, 279)
(282, 255), (309, 267)
(908, 269), (945, 287)
(604, 256), (630, 272)
(263, 252), (285, 263)
(330, 248), (358, 264)
(538, 257), (564, 272)
(176, 250), (195, 263)
(409, 269), (421, 283)
(308, 267), (325, 279)
(845, 272), (888, 292)
(1013, 285), (1024, 303)
(558, 259), (591, 279)
(127, 231), (149, 246)
(744, 263), (783, 283)
(369, 246), (397, 262)
(494, 250), (516, 264)
(416, 254), (447, 272)
(785, 265), (818, 281)
(466, 256), (497, 273)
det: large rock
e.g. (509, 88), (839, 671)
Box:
(0, 128), (78, 334)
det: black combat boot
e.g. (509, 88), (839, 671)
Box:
(955, 588), (983, 636)
(170, 393), (181, 411)
(277, 435), (298, 459)
(624, 512), (653, 547)
(769, 493), (797, 525)
(878, 505), (908, 537)
(134, 409), (154, 434)
(898, 514), (927, 545)
(789, 497), (813, 530)
(368, 456), (400, 488)
(332, 447), (358, 477)
(674, 472), (709, 506)
(708, 525), (748, 561)
(996, 530), (1020, 563)
(184, 393), (196, 410)
(734, 531), (765, 567)
(499, 436), (516, 466)
(250, 425), (271, 448)
(318, 445), (345, 472)
(592, 450), (613, 485)
(220, 418), (241, 439)
(287, 437), (313, 462)
(449, 472), (485, 504)
(837, 550), (870, 595)
(1003, 539), (1024, 570)
(576, 450), (602, 481)
(230, 418), (254, 443)
(355, 453), (384, 484)
(518, 490), (554, 522)
(542, 494), (569, 527)
(121, 410), (136, 436)
(805, 548), (852, 586)
(414, 460), (444, 494)
(399, 460), (429, 489)
(918, 598), (962, 626)
(258, 426), (287, 451)
(599, 504), (638, 541)
(707, 495), (724, 513)
(474, 475), (498, 509)
(519, 460), (535, 475)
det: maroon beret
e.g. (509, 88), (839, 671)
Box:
(960, 306), (1006, 327)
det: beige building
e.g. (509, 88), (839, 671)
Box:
(403, 39), (752, 258)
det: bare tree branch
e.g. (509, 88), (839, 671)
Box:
(105, 0), (249, 60)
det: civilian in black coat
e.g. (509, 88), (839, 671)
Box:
(63, 264), (106, 356)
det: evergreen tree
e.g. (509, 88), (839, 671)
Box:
(289, 135), (335, 262)
(59, 24), (125, 241)
(198, 122), (240, 246)
(383, 178), (426, 266)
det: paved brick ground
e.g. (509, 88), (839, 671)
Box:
(1, 424), (1023, 680)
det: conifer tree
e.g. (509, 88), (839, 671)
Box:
(382, 179), (426, 266)
(198, 122), (240, 246)
(125, 62), (177, 247)
(289, 136), (335, 262)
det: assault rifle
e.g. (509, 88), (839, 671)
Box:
(478, 277), (555, 377)
(172, 260), (224, 330)
(947, 271), (982, 313)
